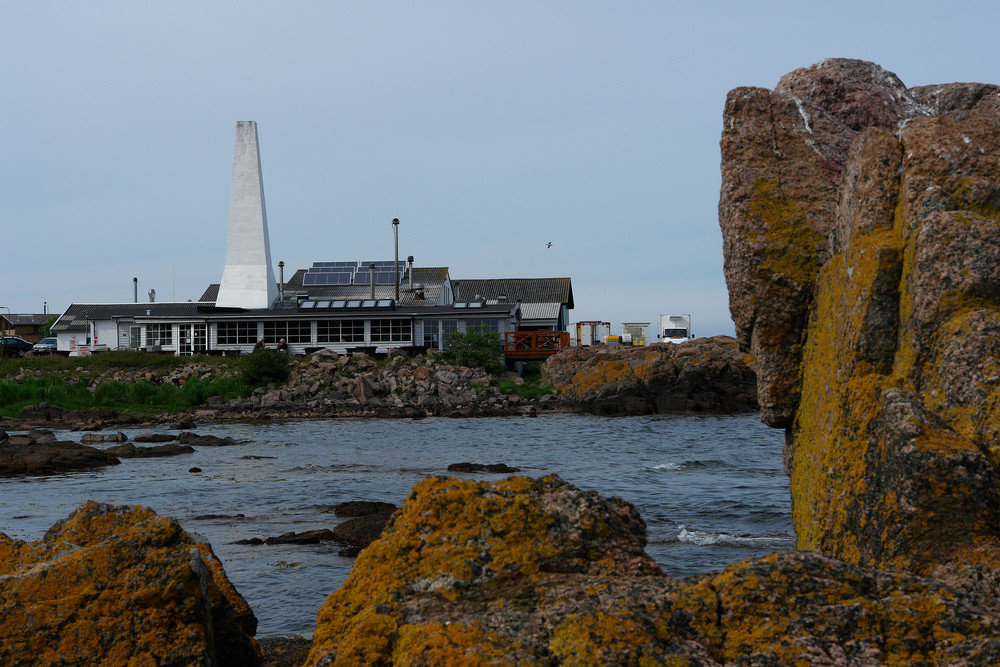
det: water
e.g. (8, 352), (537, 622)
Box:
(0, 413), (792, 637)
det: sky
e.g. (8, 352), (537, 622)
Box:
(3, 2), (998, 337)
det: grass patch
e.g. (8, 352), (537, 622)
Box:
(0, 375), (252, 418)
(494, 367), (555, 400)
(0, 351), (239, 378)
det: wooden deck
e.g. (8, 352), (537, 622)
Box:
(503, 331), (570, 360)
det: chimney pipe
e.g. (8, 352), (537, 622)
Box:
(407, 256), (414, 290)
(392, 218), (400, 302)
(370, 262), (376, 299)
(278, 261), (285, 302)
(133, 277), (138, 303)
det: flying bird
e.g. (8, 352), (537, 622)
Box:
(546, 242), (552, 248)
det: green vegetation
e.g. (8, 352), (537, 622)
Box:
(0, 350), (237, 378)
(494, 366), (555, 400)
(0, 351), (249, 417)
(0, 376), (252, 418)
(439, 329), (505, 375)
(37, 315), (59, 339)
(239, 349), (291, 386)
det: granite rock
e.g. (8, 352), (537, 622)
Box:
(0, 501), (261, 666)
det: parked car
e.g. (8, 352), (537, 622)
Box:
(33, 337), (58, 354)
(0, 336), (35, 357)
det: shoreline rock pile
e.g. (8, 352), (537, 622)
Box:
(541, 335), (757, 415)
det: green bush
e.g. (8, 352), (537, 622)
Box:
(240, 349), (291, 386)
(439, 329), (505, 375)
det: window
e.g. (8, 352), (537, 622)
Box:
(441, 319), (458, 349)
(145, 324), (173, 347)
(317, 319), (365, 343)
(217, 321), (258, 345)
(264, 320), (312, 344)
(371, 319), (412, 343)
(422, 320), (440, 348)
(466, 319), (500, 333)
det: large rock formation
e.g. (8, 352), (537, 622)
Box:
(0, 429), (121, 476)
(305, 475), (1000, 665)
(0, 501), (262, 665)
(719, 58), (1000, 578)
(541, 335), (757, 415)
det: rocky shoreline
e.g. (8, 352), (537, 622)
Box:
(2, 335), (757, 433)
(7, 56), (998, 665)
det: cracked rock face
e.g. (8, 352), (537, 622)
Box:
(720, 58), (1000, 579)
(719, 57), (999, 427)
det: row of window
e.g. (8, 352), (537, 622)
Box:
(150, 318), (501, 348)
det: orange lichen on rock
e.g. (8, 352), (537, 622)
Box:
(0, 501), (261, 667)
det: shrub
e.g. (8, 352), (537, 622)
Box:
(439, 329), (505, 375)
(240, 349), (291, 386)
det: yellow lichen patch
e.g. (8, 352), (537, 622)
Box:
(308, 476), (574, 665)
(791, 240), (894, 557)
(392, 621), (526, 666)
(0, 502), (259, 665)
(567, 359), (634, 396)
(549, 607), (665, 666)
(308, 606), (399, 666)
(747, 177), (825, 285)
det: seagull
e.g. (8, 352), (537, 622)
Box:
(546, 242), (552, 248)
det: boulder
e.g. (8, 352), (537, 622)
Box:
(80, 431), (128, 443)
(189, 435), (240, 447)
(134, 432), (177, 443)
(0, 439), (120, 476)
(0, 501), (261, 665)
(304, 475), (1000, 665)
(334, 500), (397, 517)
(719, 59), (1000, 579)
(541, 336), (757, 415)
(105, 442), (196, 458)
(447, 462), (521, 473)
(330, 510), (396, 548)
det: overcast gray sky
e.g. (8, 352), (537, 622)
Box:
(3, 2), (997, 336)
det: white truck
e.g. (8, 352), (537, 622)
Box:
(658, 314), (692, 343)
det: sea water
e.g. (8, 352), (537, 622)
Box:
(0, 412), (792, 637)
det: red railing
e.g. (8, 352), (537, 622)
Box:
(504, 331), (570, 358)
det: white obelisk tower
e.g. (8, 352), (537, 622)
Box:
(216, 121), (278, 309)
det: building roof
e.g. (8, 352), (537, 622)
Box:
(199, 267), (452, 308)
(1, 313), (52, 327)
(517, 302), (562, 323)
(52, 303), (207, 333)
(452, 278), (573, 309)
